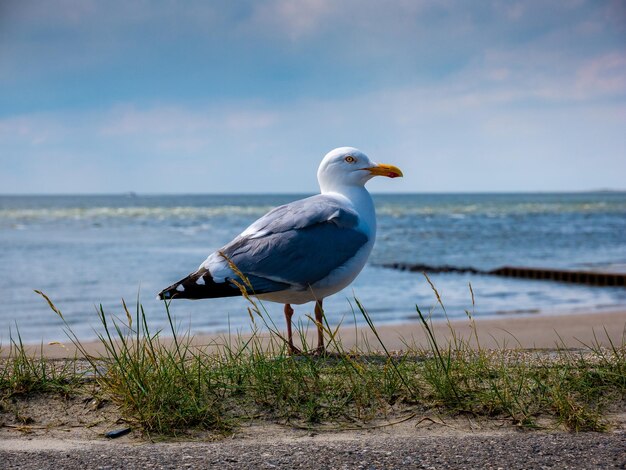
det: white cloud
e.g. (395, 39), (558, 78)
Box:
(99, 106), (214, 136)
(575, 52), (626, 98)
(245, 0), (334, 41)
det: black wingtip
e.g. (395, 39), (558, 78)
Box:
(157, 269), (244, 300)
(157, 280), (183, 300)
(157, 289), (172, 300)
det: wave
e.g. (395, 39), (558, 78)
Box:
(376, 201), (625, 217)
(0, 205), (274, 222)
(1, 201), (625, 222)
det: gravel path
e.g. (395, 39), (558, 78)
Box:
(2, 432), (624, 469)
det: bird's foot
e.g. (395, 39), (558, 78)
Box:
(287, 344), (302, 355)
(311, 346), (326, 356)
(286, 345), (335, 357)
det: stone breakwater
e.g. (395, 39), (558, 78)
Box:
(381, 263), (626, 287)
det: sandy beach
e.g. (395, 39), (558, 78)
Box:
(28, 308), (626, 359)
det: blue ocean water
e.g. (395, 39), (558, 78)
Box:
(1, 193), (625, 343)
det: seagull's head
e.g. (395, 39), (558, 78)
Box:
(317, 147), (403, 193)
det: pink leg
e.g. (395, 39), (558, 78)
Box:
(284, 304), (299, 354)
(314, 300), (325, 353)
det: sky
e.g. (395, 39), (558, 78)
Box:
(0, 0), (625, 194)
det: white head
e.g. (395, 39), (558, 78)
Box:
(317, 147), (403, 194)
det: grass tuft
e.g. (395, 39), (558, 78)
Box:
(1, 286), (624, 437)
(0, 329), (82, 401)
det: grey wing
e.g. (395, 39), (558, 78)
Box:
(221, 195), (369, 288)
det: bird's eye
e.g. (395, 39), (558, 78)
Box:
(344, 156), (356, 163)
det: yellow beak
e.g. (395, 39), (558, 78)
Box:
(365, 163), (403, 178)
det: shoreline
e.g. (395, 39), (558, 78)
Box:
(17, 308), (625, 359)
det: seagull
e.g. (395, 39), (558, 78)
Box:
(158, 147), (403, 353)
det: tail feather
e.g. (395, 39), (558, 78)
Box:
(158, 268), (242, 300)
